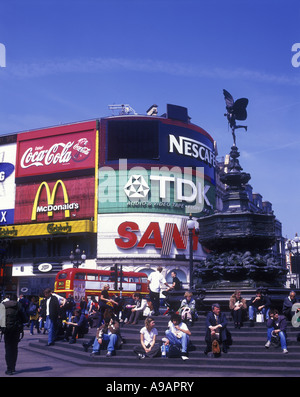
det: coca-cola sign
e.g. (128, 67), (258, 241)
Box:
(16, 123), (96, 178)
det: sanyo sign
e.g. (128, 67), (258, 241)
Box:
(0, 43), (6, 68)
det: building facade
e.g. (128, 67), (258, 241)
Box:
(0, 104), (217, 295)
(0, 103), (286, 296)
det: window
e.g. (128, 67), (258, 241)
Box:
(74, 273), (85, 280)
(87, 274), (98, 281)
(58, 273), (67, 280)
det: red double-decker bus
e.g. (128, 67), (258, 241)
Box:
(54, 267), (148, 303)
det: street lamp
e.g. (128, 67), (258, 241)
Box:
(70, 245), (86, 268)
(287, 233), (300, 288)
(187, 214), (195, 290)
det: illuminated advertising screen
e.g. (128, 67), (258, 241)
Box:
(14, 176), (95, 224)
(0, 142), (16, 225)
(16, 121), (97, 179)
(99, 116), (216, 217)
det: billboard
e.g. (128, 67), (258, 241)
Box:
(97, 213), (206, 260)
(14, 176), (95, 224)
(0, 142), (16, 226)
(98, 164), (215, 217)
(16, 121), (97, 179)
(99, 116), (216, 217)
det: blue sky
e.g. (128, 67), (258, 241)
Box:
(0, 0), (299, 239)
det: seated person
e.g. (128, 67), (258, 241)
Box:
(133, 317), (160, 359)
(204, 303), (229, 355)
(282, 291), (298, 321)
(63, 309), (89, 344)
(165, 271), (181, 293)
(164, 313), (191, 360)
(248, 289), (271, 326)
(127, 293), (147, 325)
(229, 290), (247, 328)
(265, 309), (288, 354)
(90, 311), (121, 357)
(179, 291), (197, 324)
(143, 300), (154, 318)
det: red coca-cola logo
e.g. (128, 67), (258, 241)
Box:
(71, 138), (92, 162)
(16, 128), (96, 178)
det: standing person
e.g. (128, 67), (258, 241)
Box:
(265, 309), (288, 354)
(28, 296), (40, 335)
(44, 288), (60, 346)
(64, 295), (76, 322)
(99, 285), (118, 325)
(133, 317), (160, 359)
(147, 267), (170, 316)
(2, 294), (27, 375)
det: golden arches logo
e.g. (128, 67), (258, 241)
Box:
(31, 180), (70, 221)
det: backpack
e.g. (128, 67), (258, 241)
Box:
(167, 344), (182, 358)
(28, 303), (37, 316)
(0, 302), (6, 330)
(2, 301), (24, 336)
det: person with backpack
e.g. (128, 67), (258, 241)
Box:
(28, 296), (40, 335)
(1, 294), (27, 375)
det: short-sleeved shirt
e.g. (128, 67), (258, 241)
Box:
(168, 321), (189, 339)
(140, 326), (158, 346)
(148, 271), (166, 293)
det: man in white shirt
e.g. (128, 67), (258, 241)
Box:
(164, 313), (191, 360)
(147, 267), (170, 316)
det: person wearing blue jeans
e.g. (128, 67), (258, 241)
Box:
(44, 289), (60, 346)
(265, 309), (288, 354)
(248, 289), (271, 327)
(91, 333), (118, 357)
(90, 315), (120, 357)
(164, 313), (191, 360)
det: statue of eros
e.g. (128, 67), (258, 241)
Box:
(223, 89), (248, 146)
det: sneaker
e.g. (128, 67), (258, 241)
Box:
(283, 349), (288, 354)
(161, 337), (168, 343)
(138, 353), (145, 359)
(106, 351), (112, 357)
(265, 341), (271, 348)
(181, 355), (189, 360)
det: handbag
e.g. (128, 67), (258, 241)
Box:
(256, 313), (264, 323)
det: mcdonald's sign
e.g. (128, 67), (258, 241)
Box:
(31, 180), (79, 221)
(14, 176), (95, 224)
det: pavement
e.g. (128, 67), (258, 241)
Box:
(0, 328), (270, 381)
(0, 326), (292, 381)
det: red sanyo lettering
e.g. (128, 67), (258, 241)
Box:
(115, 221), (190, 250)
(115, 221), (139, 249)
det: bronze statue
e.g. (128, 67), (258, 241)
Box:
(223, 89), (248, 146)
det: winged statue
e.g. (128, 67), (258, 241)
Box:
(223, 89), (248, 146)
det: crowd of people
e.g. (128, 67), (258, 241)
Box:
(1, 271), (300, 374)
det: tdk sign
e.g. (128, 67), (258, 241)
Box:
(0, 162), (14, 181)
